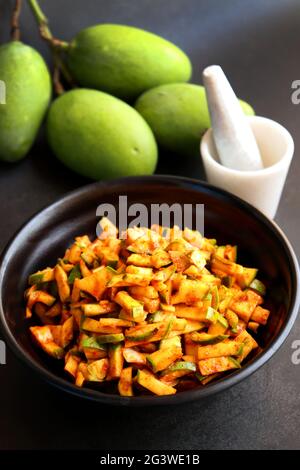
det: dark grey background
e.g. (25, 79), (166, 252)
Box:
(0, 0), (300, 450)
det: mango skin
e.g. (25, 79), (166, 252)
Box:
(46, 89), (158, 180)
(135, 83), (255, 157)
(67, 24), (192, 101)
(0, 41), (51, 162)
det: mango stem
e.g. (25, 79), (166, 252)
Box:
(53, 54), (65, 96)
(27, 0), (69, 49)
(27, 0), (75, 91)
(11, 0), (22, 41)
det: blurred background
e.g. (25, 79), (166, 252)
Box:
(0, 0), (300, 450)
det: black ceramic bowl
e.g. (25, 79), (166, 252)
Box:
(0, 175), (299, 406)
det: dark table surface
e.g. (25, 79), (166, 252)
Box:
(0, 0), (300, 450)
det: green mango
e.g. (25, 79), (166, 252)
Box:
(135, 83), (255, 157)
(47, 89), (158, 180)
(0, 41), (51, 162)
(67, 24), (192, 101)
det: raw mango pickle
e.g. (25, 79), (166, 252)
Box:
(26, 220), (270, 397)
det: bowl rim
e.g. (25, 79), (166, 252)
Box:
(0, 174), (299, 406)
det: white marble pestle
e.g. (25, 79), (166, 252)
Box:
(200, 66), (294, 218)
(202, 65), (264, 171)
